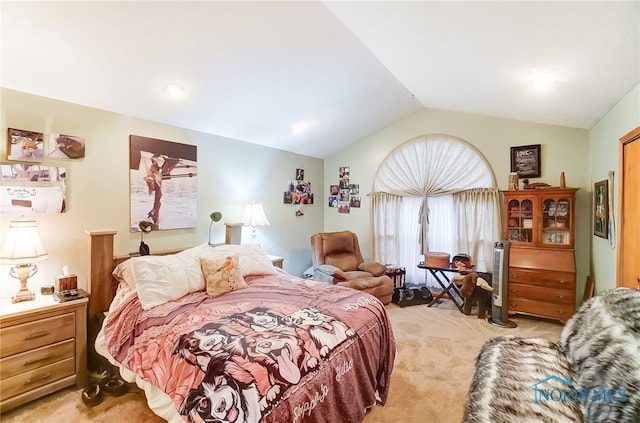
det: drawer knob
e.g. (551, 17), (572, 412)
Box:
(557, 295), (565, 300)
(25, 330), (50, 340)
(557, 310), (567, 314)
(558, 279), (566, 284)
(25, 372), (51, 385)
(511, 274), (519, 278)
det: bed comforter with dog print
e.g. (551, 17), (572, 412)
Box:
(103, 272), (395, 423)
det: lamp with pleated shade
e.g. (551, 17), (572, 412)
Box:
(0, 218), (48, 303)
(241, 203), (270, 236)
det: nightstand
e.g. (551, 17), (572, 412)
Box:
(267, 254), (284, 269)
(0, 295), (88, 413)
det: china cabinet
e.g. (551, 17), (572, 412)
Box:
(502, 188), (578, 322)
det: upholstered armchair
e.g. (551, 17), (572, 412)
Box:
(310, 231), (393, 304)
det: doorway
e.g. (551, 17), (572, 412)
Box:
(618, 126), (640, 289)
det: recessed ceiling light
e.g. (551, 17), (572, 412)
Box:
(292, 124), (305, 135)
(532, 75), (554, 92)
(163, 83), (187, 98)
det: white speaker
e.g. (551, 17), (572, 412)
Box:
(488, 240), (517, 328)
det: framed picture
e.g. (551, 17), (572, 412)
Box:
(0, 163), (66, 213)
(510, 144), (541, 178)
(49, 133), (86, 160)
(594, 179), (608, 238)
(129, 135), (197, 231)
(7, 128), (44, 163)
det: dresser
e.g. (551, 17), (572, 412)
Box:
(502, 188), (578, 323)
(0, 296), (88, 413)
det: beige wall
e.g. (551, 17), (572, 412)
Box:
(0, 88), (324, 299)
(589, 83), (640, 292)
(323, 107), (591, 299)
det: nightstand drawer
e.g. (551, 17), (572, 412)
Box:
(0, 312), (75, 357)
(1, 339), (75, 379)
(1, 357), (75, 399)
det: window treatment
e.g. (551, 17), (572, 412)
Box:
(371, 134), (500, 281)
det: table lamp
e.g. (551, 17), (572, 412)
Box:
(0, 218), (48, 303)
(241, 202), (270, 237)
(208, 211), (223, 245)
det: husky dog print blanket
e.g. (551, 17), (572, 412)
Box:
(102, 273), (395, 423)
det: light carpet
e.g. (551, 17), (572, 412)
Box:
(2, 301), (564, 422)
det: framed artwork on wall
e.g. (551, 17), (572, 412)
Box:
(49, 133), (86, 160)
(594, 179), (608, 239)
(129, 135), (197, 231)
(7, 128), (44, 163)
(510, 144), (541, 178)
(0, 163), (66, 213)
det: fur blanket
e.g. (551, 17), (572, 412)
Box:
(463, 336), (582, 422)
(464, 287), (640, 423)
(560, 287), (640, 422)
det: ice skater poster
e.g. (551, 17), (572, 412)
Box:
(129, 135), (197, 231)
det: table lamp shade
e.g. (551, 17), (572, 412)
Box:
(241, 203), (270, 227)
(0, 219), (48, 264)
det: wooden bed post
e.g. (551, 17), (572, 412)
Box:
(85, 229), (117, 372)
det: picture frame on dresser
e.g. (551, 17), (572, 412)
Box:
(594, 179), (608, 238)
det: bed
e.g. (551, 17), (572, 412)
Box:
(86, 231), (396, 423)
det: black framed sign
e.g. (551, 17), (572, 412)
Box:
(510, 144), (541, 178)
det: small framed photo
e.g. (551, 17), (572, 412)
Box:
(510, 144), (541, 178)
(594, 180), (608, 239)
(7, 128), (44, 162)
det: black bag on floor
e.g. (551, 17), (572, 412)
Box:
(392, 287), (433, 307)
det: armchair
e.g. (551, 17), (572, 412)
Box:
(310, 231), (393, 304)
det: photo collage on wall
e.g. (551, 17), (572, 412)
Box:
(329, 166), (360, 214)
(2, 127), (84, 215)
(283, 168), (314, 216)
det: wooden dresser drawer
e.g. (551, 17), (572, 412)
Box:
(1, 357), (75, 399)
(509, 297), (574, 321)
(509, 268), (575, 289)
(509, 283), (574, 304)
(0, 313), (75, 357)
(0, 339), (75, 379)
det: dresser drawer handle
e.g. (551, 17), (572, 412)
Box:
(557, 310), (567, 314)
(25, 372), (51, 385)
(557, 295), (565, 300)
(24, 354), (52, 366)
(25, 330), (50, 340)
(558, 279), (566, 284)
(511, 274), (519, 279)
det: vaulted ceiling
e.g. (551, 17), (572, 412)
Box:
(2, 1), (638, 158)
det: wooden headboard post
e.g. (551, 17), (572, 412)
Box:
(85, 229), (117, 371)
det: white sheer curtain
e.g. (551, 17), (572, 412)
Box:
(454, 188), (502, 272)
(371, 134), (499, 285)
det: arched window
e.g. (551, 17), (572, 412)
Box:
(371, 134), (501, 286)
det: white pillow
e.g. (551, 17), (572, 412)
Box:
(124, 254), (204, 310)
(180, 243), (277, 277)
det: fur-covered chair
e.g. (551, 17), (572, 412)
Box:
(463, 287), (640, 422)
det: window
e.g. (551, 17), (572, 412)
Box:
(371, 134), (500, 286)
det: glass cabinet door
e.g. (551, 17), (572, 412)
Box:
(541, 196), (572, 247)
(506, 198), (534, 245)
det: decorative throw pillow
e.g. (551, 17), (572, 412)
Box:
(200, 254), (248, 298)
